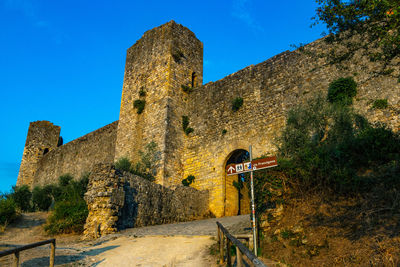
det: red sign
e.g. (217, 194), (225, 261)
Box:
(226, 156), (278, 176)
(251, 156), (278, 171)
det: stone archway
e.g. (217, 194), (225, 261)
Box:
(224, 149), (251, 216)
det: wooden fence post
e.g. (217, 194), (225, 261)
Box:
(13, 251), (19, 267)
(236, 246), (243, 267)
(50, 240), (55, 267)
(226, 238), (232, 267)
(218, 227), (224, 264)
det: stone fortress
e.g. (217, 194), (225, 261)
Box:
(17, 21), (399, 219)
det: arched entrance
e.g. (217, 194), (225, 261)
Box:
(224, 149), (251, 216)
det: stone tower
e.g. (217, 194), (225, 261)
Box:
(114, 21), (203, 186)
(17, 121), (60, 188)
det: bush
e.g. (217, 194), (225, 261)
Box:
(277, 93), (400, 193)
(182, 116), (194, 135)
(10, 185), (31, 212)
(44, 174), (89, 234)
(232, 97), (244, 111)
(132, 141), (161, 182)
(181, 84), (193, 93)
(32, 186), (53, 211)
(44, 198), (88, 234)
(0, 198), (16, 225)
(327, 77), (357, 105)
(182, 175), (195, 186)
(115, 157), (132, 172)
(372, 99), (388, 109)
(133, 99), (146, 114)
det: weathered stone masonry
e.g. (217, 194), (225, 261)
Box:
(17, 20), (399, 218)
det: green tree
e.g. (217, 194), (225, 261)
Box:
(314, 0), (400, 61)
(10, 185), (31, 212)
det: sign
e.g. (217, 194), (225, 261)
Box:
(251, 156), (278, 171)
(226, 156), (277, 176)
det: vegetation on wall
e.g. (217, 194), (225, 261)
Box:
(232, 97), (244, 111)
(182, 115), (194, 135)
(327, 77), (357, 105)
(182, 175), (195, 186)
(133, 99), (146, 114)
(114, 141), (161, 182)
(222, 129), (227, 135)
(181, 84), (193, 93)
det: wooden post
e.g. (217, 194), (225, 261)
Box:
(226, 238), (232, 267)
(218, 227), (224, 264)
(50, 240), (55, 267)
(13, 251), (19, 267)
(236, 246), (243, 267)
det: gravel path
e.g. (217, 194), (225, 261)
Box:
(1, 214), (253, 266)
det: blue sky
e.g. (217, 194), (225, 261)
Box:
(0, 0), (326, 192)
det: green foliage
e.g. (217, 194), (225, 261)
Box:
(222, 129), (227, 135)
(181, 84), (193, 93)
(10, 185), (31, 212)
(182, 115), (194, 135)
(44, 198), (88, 234)
(115, 157), (132, 172)
(314, 0), (400, 62)
(327, 77), (357, 105)
(132, 141), (161, 182)
(139, 88), (146, 97)
(0, 198), (16, 225)
(32, 185), (53, 211)
(232, 97), (244, 111)
(133, 99), (146, 114)
(43, 174), (89, 234)
(277, 93), (400, 193)
(182, 175), (195, 186)
(372, 99), (388, 109)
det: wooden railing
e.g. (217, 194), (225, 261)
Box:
(217, 222), (266, 267)
(0, 239), (55, 267)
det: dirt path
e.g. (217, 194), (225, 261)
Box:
(0, 213), (252, 266)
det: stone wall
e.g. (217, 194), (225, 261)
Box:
(181, 38), (400, 217)
(84, 163), (210, 239)
(114, 20), (203, 187)
(17, 121), (61, 188)
(33, 121), (118, 186)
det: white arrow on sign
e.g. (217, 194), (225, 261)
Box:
(227, 166), (235, 174)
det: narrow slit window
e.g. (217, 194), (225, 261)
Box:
(191, 72), (197, 88)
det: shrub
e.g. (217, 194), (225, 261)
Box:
(44, 175), (89, 234)
(276, 93), (400, 193)
(32, 186), (53, 211)
(182, 116), (194, 135)
(44, 198), (88, 234)
(372, 99), (388, 109)
(133, 99), (146, 114)
(10, 185), (31, 212)
(232, 97), (244, 111)
(115, 157), (132, 172)
(182, 175), (195, 186)
(139, 88), (146, 97)
(181, 85), (193, 93)
(132, 141), (161, 182)
(0, 198), (16, 225)
(222, 129), (227, 135)
(327, 77), (357, 105)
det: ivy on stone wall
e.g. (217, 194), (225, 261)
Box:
(133, 99), (146, 114)
(232, 97), (244, 111)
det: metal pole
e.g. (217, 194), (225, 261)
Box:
(249, 145), (257, 256)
